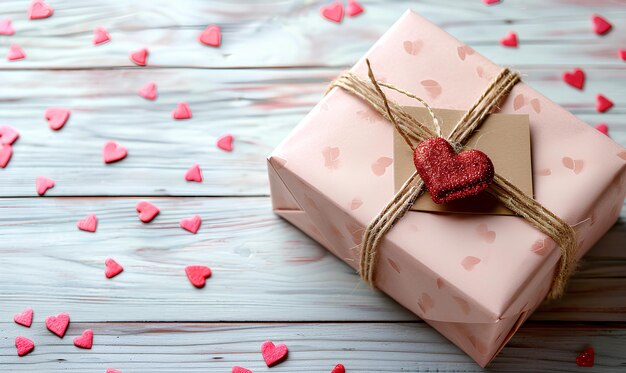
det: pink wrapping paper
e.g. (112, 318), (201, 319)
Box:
(267, 10), (626, 366)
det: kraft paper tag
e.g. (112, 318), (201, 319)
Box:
(393, 107), (533, 215)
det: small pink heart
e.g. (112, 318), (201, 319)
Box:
(129, 48), (148, 66)
(28, 0), (54, 20)
(562, 68), (585, 90)
(185, 164), (203, 182)
(421, 80), (442, 98)
(619, 49), (626, 61)
(46, 312), (70, 337)
(103, 141), (128, 163)
(320, 1), (344, 23)
(531, 238), (551, 256)
(482, 0), (500, 4)
(595, 123), (609, 136)
(45, 108), (70, 130)
(530, 98), (541, 113)
(403, 39), (423, 56)
(36, 176), (55, 196)
(73, 329), (93, 349)
(596, 94), (613, 113)
(172, 102), (192, 120)
(536, 168), (551, 176)
(198, 25), (221, 47)
(136, 201), (159, 223)
(0, 19), (15, 35)
(418, 292), (434, 313)
(457, 45), (475, 61)
(15, 336), (34, 356)
(461, 256), (481, 271)
(0, 125), (19, 145)
(93, 27), (110, 45)
(371, 156), (393, 176)
(562, 156), (584, 174)
(350, 197), (362, 210)
(77, 214), (98, 232)
(185, 265), (211, 288)
(452, 296), (471, 315)
(322, 146), (340, 169)
(476, 223), (496, 243)
(105, 258), (124, 278)
(106, 370), (123, 373)
(14, 307), (34, 327)
(232, 367), (252, 373)
(138, 81), (157, 100)
(591, 14), (612, 35)
(331, 364), (346, 373)
(499, 32), (518, 48)
(0, 143), (12, 168)
(346, 0), (364, 17)
(180, 215), (201, 234)
(216, 134), (233, 152)
(261, 341), (289, 366)
(7, 44), (26, 61)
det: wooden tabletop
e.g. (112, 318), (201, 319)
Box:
(0, 0), (624, 371)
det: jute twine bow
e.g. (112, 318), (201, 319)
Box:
(328, 60), (578, 301)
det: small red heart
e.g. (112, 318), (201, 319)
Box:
(46, 312), (70, 337)
(499, 32), (518, 48)
(105, 258), (124, 279)
(0, 19), (15, 35)
(619, 49), (626, 61)
(331, 363), (346, 373)
(321, 1), (344, 23)
(413, 137), (495, 204)
(73, 329), (93, 349)
(216, 134), (233, 151)
(185, 265), (211, 288)
(45, 108), (71, 130)
(346, 0), (364, 17)
(596, 94), (613, 113)
(36, 176), (55, 196)
(15, 336), (34, 357)
(261, 341), (289, 367)
(0, 125), (19, 145)
(7, 44), (26, 61)
(0, 143), (13, 168)
(595, 123), (609, 136)
(138, 82), (157, 100)
(14, 307), (34, 327)
(106, 369), (122, 373)
(591, 14), (612, 35)
(576, 346), (594, 367)
(172, 102), (192, 120)
(77, 214), (98, 232)
(232, 367), (252, 373)
(198, 25), (221, 47)
(482, 0), (500, 4)
(185, 164), (203, 182)
(103, 141), (128, 163)
(93, 27), (111, 45)
(180, 215), (201, 234)
(129, 48), (148, 66)
(562, 68), (585, 90)
(28, 0), (54, 20)
(136, 201), (159, 223)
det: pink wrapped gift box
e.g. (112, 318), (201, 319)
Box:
(267, 10), (626, 366)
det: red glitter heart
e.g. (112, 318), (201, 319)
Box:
(413, 137), (494, 204)
(576, 346), (594, 367)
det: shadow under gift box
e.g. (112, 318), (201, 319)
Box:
(267, 10), (626, 367)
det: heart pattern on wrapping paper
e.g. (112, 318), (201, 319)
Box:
(371, 156), (393, 176)
(403, 39), (423, 56)
(457, 45), (475, 61)
(417, 292), (434, 314)
(461, 256), (481, 271)
(562, 157), (584, 174)
(476, 223), (496, 244)
(452, 296), (471, 315)
(322, 146), (340, 169)
(420, 79), (442, 99)
(531, 238), (551, 256)
(350, 197), (363, 210)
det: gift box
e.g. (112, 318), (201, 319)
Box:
(267, 10), (626, 366)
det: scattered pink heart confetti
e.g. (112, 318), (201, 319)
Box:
(346, 0), (364, 17)
(0, 125), (19, 145)
(129, 48), (148, 66)
(136, 200), (160, 222)
(77, 214), (98, 232)
(15, 336), (34, 356)
(320, 1), (344, 23)
(35, 176), (55, 196)
(172, 102), (192, 120)
(198, 25), (221, 47)
(93, 27), (111, 45)
(576, 346), (594, 367)
(45, 108), (70, 130)
(138, 82), (157, 100)
(261, 341), (289, 367)
(595, 123), (609, 136)
(45, 312), (70, 337)
(0, 19), (15, 35)
(105, 258), (124, 278)
(499, 32), (518, 48)
(216, 134), (234, 151)
(619, 49), (626, 61)
(185, 164), (203, 182)
(180, 215), (201, 234)
(106, 369), (122, 373)
(185, 265), (211, 288)
(73, 329), (93, 349)
(596, 94), (614, 113)
(103, 141), (128, 163)
(562, 68), (585, 90)
(331, 364), (346, 373)
(591, 14), (612, 35)
(28, 0), (53, 20)
(232, 367), (252, 373)
(0, 144), (13, 168)
(7, 44), (26, 61)
(482, 0), (500, 4)
(14, 307), (34, 327)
